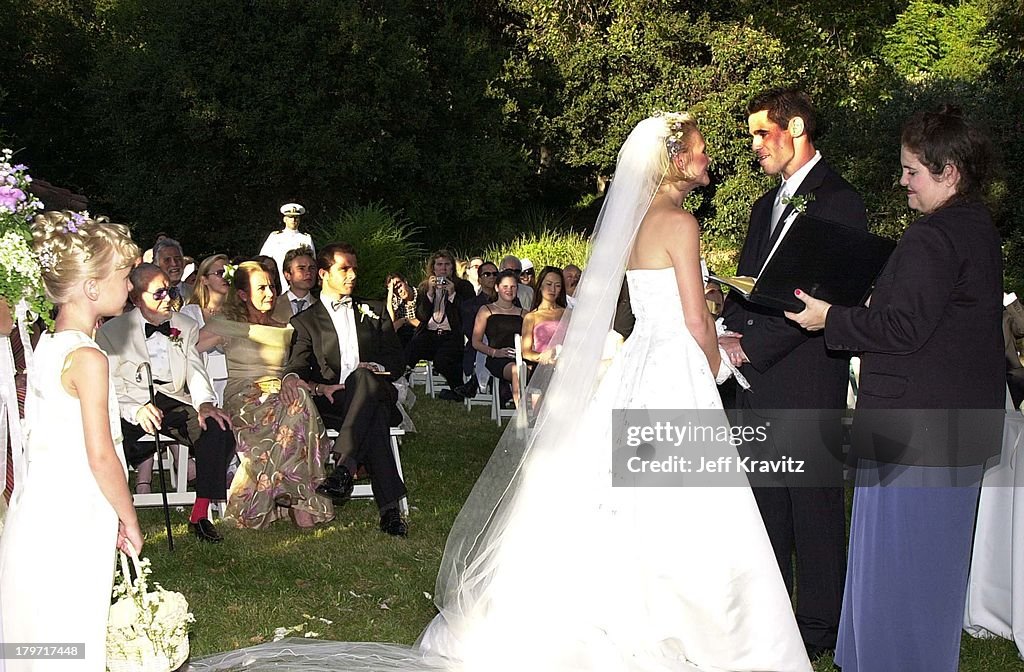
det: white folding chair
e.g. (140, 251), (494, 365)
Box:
(325, 427), (409, 516)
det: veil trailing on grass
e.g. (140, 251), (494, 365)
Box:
(191, 116), (673, 671)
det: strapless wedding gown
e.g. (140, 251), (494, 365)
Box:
(420, 268), (811, 672)
(194, 268), (810, 672)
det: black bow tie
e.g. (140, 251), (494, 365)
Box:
(331, 297), (353, 311)
(145, 321), (172, 338)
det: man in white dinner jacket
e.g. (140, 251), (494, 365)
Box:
(96, 263), (235, 543)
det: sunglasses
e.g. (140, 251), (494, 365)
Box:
(520, 270), (535, 276)
(479, 271), (497, 278)
(146, 286), (178, 301)
(207, 269), (226, 278)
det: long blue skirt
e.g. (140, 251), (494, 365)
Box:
(835, 461), (982, 672)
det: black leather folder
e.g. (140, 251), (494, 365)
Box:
(715, 214), (896, 312)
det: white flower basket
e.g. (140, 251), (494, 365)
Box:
(106, 544), (194, 672)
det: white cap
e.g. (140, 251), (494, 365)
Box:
(1006, 292), (1018, 307)
(520, 258), (535, 272)
(280, 202), (306, 216)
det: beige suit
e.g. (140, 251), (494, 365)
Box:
(95, 308), (217, 425)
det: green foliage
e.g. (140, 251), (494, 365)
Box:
(481, 226), (590, 271)
(882, 0), (1000, 82)
(312, 203), (423, 300)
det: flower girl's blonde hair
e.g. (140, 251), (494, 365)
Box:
(32, 211), (140, 305)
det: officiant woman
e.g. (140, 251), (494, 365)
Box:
(786, 104), (1004, 672)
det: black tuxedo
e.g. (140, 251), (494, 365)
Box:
(406, 277), (476, 388)
(722, 158), (867, 651)
(284, 296), (406, 510)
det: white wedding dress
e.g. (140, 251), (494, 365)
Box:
(418, 268), (810, 672)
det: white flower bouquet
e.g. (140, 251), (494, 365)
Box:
(106, 544), (194, 672)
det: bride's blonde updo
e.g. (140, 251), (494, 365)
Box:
(655, 111), (701, 184)
(31, 210), (140, 305)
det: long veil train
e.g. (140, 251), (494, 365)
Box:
(191, 116), (808, 671)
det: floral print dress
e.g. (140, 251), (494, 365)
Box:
(207, 317), (334, 528)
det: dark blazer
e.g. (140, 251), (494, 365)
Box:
(825, 201), (1004, 465)
(722, 159), (867, 411)
(414, 278), (476, 335)
(284, 296), (404, 385)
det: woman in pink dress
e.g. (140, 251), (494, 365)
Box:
(521, 266), (567, 366)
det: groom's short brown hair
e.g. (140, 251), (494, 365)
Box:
(748, 88), (817, 141)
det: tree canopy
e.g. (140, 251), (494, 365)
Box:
(3, 0), (1021, 284)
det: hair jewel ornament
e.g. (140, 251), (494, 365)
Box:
(654, 110), (694, 159)
(37, 242), (58, 273)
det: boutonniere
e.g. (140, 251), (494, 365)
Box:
(781, 193), (815, 214)
(168, 327), (183, 349)
(357, 303), (380, 322)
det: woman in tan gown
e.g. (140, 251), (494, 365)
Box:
(200, 261), (333, 529)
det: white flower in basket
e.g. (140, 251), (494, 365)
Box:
(106, 544), (194, 672)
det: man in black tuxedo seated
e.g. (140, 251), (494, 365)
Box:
(96, 263), (236, 543)
(405, 250), (476, 401)
(280, 242), (409, 536)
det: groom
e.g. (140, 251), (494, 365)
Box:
(281, 242), (409, 537)
(720, 88), (867, 659)
(97, 263), (236, 543)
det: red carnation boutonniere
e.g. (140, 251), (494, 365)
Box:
(168, 327), (183, 350)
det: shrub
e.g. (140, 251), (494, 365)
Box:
(312, 203), (423, 300)
(481, 227), (590, 271)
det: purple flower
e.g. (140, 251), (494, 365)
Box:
(0, 186), (26, 210)
(12, 164), (27, 171)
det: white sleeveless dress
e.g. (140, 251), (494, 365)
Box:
(419, 268), (811, 672)
(0, 330), (125, 671)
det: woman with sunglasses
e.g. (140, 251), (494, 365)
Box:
(199, 261), (334, 529)
(182, 254), (231, 405)
(455, 261), (499, 398)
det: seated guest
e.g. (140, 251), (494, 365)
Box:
(455, 261), (498, 397)
(152, 237), (191, 306)
(499, 255), (533, 310)
(181, 254), (232, 402)
(563, 263), (582, 308)
(96, 263), (236, 543)
(385, 273), (419, 347)
(407, 250), (476, 401)
(142, 231), (168, 263)
(464, 256), (484, 293)
(271, 246), (319, 323)
(472, 269), (526, 408)
(1005, 292), (1024, 408)
(521, 266), (567, 366)
(199, 262), (334, 529)
(252, 254), (283, 297)
(280, 242), (410, 536)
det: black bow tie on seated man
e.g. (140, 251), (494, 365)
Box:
(331, 297), (354, 311)
(145, 321), (172, 338)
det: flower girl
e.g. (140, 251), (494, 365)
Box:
(0, 211), (142, 671)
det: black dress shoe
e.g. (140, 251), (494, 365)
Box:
(438, 389), (464, 402)
(189, 518), (223, 543)
(379, 508), (408, 537)
(316, 467), (354, 504)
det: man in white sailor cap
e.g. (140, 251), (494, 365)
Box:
(259, 202), (315, 292)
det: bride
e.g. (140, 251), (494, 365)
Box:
(194, 114), (811, 672)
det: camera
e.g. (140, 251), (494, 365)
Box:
(436, 276), (449, 287)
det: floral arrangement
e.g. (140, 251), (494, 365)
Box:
(0, 149), (51, 325)
(781, 193), (816, 214)
(357, 302), (380, 321)
(106, 550), (194, 672)
(221, 263), (237, 286)
(654, 111), (695, 159)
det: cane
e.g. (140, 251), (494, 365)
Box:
(135, 362), (175, 551)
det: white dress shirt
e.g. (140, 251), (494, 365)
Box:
(285, 289), (318, 315)
(143, 323), (173, 383)
(325, 296), (360, 383)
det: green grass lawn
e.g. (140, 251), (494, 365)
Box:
(136, 395), (1024, 671)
